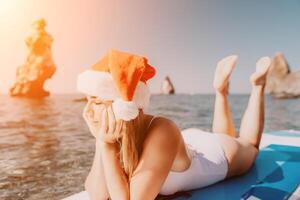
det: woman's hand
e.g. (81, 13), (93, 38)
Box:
(83, 98), (124, 143)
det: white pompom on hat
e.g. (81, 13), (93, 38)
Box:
(77, 49), (156, 121)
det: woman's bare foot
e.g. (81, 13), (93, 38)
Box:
(213, 55), (238, 93)
(250, 57), (271, 86)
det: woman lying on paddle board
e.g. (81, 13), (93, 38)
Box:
(77, 49), (271, 200)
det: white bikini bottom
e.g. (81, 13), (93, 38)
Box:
(160, 128), (228, 195)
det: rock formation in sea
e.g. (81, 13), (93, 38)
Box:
(161, 76), (175, 94)
(10, 19), (56, 98)
(266, 53), (300, 98)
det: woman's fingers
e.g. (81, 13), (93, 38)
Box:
(115, 119), (123, 136)
(92, 103), (105, 122)
(83, 99), (92, 116)
(83, 99), (94, 121)
(100, 108), (108, 133)
(121, 120), (127, 134)
(107, 106), (116, 134)
(99, 108), (118, 143)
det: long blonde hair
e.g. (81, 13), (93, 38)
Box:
(117, 109), (147, 178)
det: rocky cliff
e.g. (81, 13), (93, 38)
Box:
(10, 19), (56, 98)
(266, 53), (300, 98)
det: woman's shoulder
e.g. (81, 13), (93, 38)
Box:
(145, 115), (181, 146)
(132, 116), (182, 181)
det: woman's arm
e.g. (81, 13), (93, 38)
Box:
(100, 141), (130, 200)
(85, 141), (110, 200)
(130, 121), (181, 200)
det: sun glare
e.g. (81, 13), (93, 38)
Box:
(0, 0), (17, 15)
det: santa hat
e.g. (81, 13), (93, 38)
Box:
(77, 49), (156, 121)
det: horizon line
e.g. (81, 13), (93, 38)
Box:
(0, 92), (260, 96)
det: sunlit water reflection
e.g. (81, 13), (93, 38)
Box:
(0, 94), (299, 199)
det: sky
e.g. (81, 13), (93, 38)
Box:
(1, 0), (300, 94)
